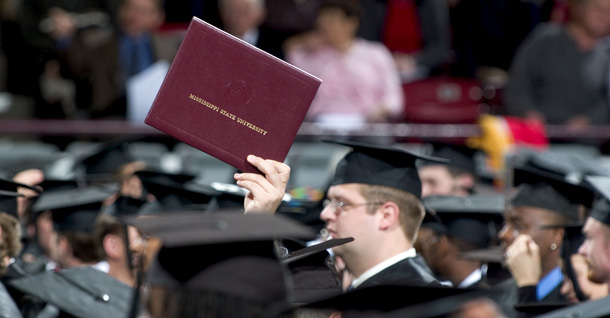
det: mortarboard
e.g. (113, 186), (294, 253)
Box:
(422, 195), (505, 249)
(8, 266), (133, 318)
(135, 170), (221, 211)
(538, 294), (610, 318)
(514, 301), (573, 316)
(0, 178), (41, 218)
(585, 176), (610, 227)
(326, 140), (447, 199)
(125, 211), (316, 313)
(77, 137), (136, 179)
(281, 238), (354, 303)
(32, 186), (116, 232)
(298, 284), (477, 315)
(510, 166), (594, 221)
(420, 144), (477, 174)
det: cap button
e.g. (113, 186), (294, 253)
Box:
(217, 220), (228, 230)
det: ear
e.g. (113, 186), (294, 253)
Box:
(455, 173), (475, 192)
(551, 227), (565, 250)
(103, 234), (123, 260)
(378, 201), (400, 231)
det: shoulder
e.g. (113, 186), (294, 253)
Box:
(524, 23), (565, 45)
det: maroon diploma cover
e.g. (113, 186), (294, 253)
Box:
(146, 17), (321, 173)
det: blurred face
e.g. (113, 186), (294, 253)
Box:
(576, 0), (610, 38)
(119, 0), (164, 37)
(498, 206), (560, 264)
(320, 184), (379, 258)
(578, 218), (610, 285)
(220, 0), (265, 37)
(316, 8), (358, 47)
(561, 253), (609, 302)
(419, 165), (459, 198)
(36, 211), (56, 258)
(415, 227), (445, 274)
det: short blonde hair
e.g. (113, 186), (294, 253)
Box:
(358, 184), (425, 242)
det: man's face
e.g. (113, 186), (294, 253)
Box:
(578, 218), (610, 285)
(220, 0), (265, 37)
(579, 0), (610, 38)
(316, 8), (358, 47)
(119, 0), (164, 37)
(498, 206), (558, 262)
(419, 165), (459, 198)
(320, 184), (379, 257)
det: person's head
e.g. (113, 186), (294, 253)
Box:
(500, 169), (594, 274)
(578, 217), (610, 286)
(418, 145), (477, 198)
(319, 141), (440, 274)
(578, 176), (610, 287)
(219, 0), (266, 38)
(561, 253), (609, 302)
(316, 0), (361, 48)
(321, 183), (424, 255)
(499, 205), (569, 273)
(419, 165), (475, 198)
(94, 214), (147, 281)
(53, 230), (101, 268)
(0, 212), (22, 276)
(118, 0), (165, 38)
(569, 0), (610, 39)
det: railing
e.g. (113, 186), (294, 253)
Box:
(0, 119), (608, 141)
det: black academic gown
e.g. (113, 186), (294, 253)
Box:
(357, 255), (440, 289)
(495, 278), (566, 318)
(0, 282), (22, 318)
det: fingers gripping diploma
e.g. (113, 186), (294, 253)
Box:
(505, 235), (542, 287)
(234, 155), (291, 214)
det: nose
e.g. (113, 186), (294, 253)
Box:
(320, 204), (335, 222)
(420, 184), (431, 198)
(577, 239), (589, 256)
(498, 224), (514, 246)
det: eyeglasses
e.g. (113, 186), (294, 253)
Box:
(322, 199), (385, 213)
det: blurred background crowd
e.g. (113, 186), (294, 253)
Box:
(0, 0), (609, 317)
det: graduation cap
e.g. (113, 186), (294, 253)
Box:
(298, 284), (478, 315)
(326, 140), (447, 199)
(422, 195), (505, 249)
(8, 266), (133, 318)
(32, 185), (116, 232)
(135, 170), (221, 211)
(125, 211), (316, 314)
(0, 178), (41, 218)
(420, 144), (478, 174)
(510, 166), (594, 221)
(281, 238), (354, 303)
(77, 137), (136, 179)
(585, 176), (610, 227)
(514, 301), (573, 316)
(537, 294), (610, 318)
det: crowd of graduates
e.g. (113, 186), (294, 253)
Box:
(0, 136), (605, 317)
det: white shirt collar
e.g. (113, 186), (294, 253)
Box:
(351, 248), (417, 288)
(242, 29), (259, 46)
(92, 261), (110, 273)
(458, 264), (488, 288)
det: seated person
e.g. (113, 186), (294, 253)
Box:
(219, 0), (266, 47)
(418, 145), (478, 198)
(503, 0), (610, 128)
(64, 0), (179, 119)
(285, 0), (404, 124)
